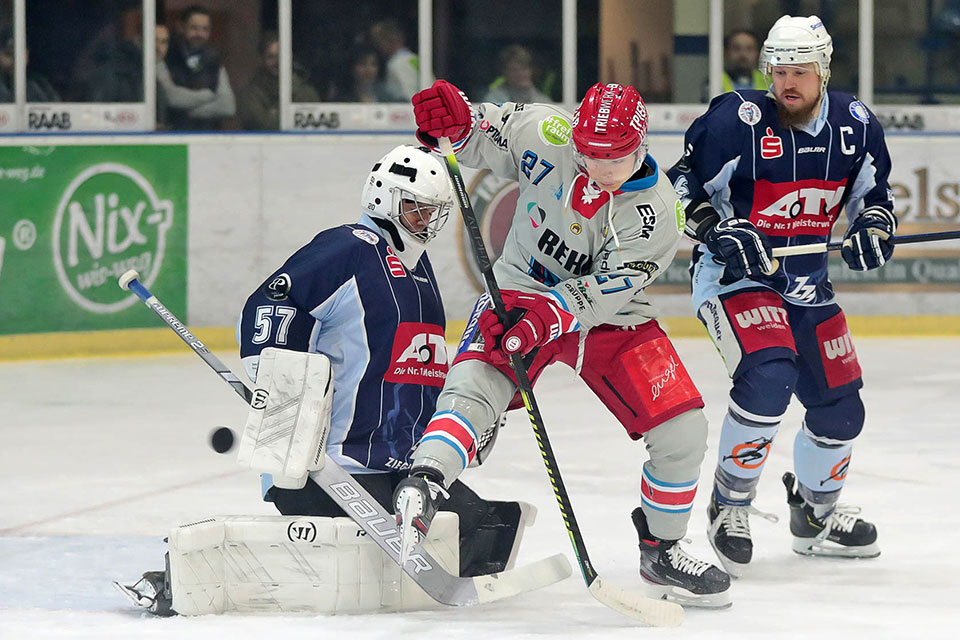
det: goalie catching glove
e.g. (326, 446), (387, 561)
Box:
(841, 207), (896, 271)
(478, 291), (578, 364)
(412, 79), (474, 148)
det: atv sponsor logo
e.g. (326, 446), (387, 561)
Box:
(750, 178), (847, 237)
(385, 322), (448, 387)
(53, 163), (174, 313)
(816, 312), (861, 388)
(723, 291), (795, 354)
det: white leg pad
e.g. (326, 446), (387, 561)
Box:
(168, 513), (459, 615)
(237, 347), (333, 489)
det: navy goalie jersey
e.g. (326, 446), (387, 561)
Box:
(667, 89), (896, 307)
(238, 216), (447, 474)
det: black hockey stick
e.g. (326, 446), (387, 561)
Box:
(438, 138), (683, 627)
(117, 269), (570, 608)
(772, 229), (960, 258)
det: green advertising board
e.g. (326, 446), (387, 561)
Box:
(0, 145), (187, 335)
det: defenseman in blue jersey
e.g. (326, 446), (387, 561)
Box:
(666, 16), (890, 576)
(238, 145), (525, 578)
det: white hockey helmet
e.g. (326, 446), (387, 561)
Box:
(760, 15), (833, 91)
(361, 145), (453, 269)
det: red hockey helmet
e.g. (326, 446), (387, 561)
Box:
(572, 83), (648, 159)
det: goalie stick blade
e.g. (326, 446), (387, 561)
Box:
(472, 553), (572, 605)
(313, 462), (571, 607)
(588, 576), (684, 627)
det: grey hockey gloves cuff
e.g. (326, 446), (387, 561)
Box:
(703, 217), (777, 285)
(841, 207), (897, 271)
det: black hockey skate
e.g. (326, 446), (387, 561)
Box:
(706, 490), (778, 578)
(631, 507), (731, 608)
(113, 558), (176, 617)
(783, 472), (880, 558)
(394, 467), (448, 565)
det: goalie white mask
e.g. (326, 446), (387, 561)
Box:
(361, 145), (454, 270)
(760, 15), (833, 94)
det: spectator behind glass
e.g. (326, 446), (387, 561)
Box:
(369, 19), (418, 102)
(330, 46), (387, 103)
(0, 27), (60, 102)
(722, 29), (765, 93)
(79, 7), (144, 102)
(162, 5), (235, 130)
(237, 31), (320, 130)
(483, 45), (549, 104)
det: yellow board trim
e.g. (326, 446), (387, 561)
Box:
(3, 316), (960, 361)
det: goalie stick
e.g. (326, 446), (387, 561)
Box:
(116, 269), (571, 608)
(437, 138), (684, 627)
(772, 229), (960, 258)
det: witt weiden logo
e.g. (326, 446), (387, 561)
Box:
(53, 163), (173, 312)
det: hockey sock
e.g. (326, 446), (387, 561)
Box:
(793, 426), (852, 518)
(715, 400), (781, 505)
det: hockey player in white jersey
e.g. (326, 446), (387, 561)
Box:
(393, 80), (731, 607)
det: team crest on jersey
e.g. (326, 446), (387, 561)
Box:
(571, 175), (610, 219)
(352, 228), (380, 245)
(760, 127), (783, 159)
(385, 322), (448, 387)
(738, 101), (762, 126)
(849, 101), (870, 124)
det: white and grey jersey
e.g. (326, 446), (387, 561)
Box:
(455, 101), (686, 329)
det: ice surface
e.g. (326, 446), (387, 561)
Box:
(1, 338), (957, 639)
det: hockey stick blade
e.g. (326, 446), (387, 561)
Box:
(588, 577), (683, 628)
(118, 269), (571, 608)
(437, 139), (684, 626)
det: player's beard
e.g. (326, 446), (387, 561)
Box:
(776, 92), (821, 128)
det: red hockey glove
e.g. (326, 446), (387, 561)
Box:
(478, 291), (577, 364)
(412, 80), (473, 147)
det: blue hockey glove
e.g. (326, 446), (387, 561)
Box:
(841, 208), (896, 271)
(703, 218), (777, 284)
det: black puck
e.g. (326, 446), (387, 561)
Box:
(210, 427), (236, 454)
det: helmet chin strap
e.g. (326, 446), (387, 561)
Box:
(370, 217), (427, 270)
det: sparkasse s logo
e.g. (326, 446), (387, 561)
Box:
(53, 163), (173, 312)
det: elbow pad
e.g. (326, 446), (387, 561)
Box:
(684, 201), (721, 243)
